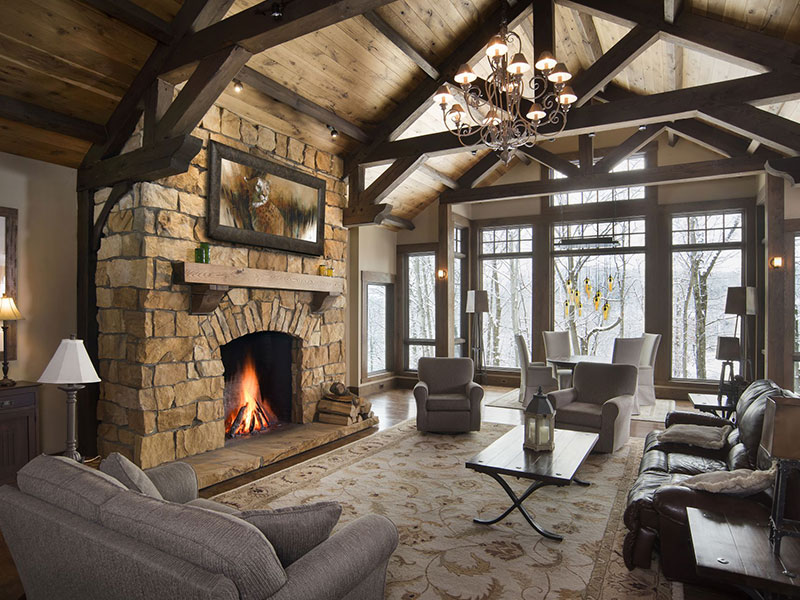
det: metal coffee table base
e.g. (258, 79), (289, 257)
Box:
(473, 471), (591, 541)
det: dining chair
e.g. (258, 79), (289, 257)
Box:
(612, 337), (645, 413)
(542, 331), (573, 389)
(514, 334), (558, 404)
(636, 333), (662, 407)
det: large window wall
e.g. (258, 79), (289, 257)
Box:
(404, 252), (436, 370)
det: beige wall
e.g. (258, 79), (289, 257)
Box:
(0, 153), (77, 454)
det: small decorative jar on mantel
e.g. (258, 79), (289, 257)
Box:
(523, 387), (555, 452)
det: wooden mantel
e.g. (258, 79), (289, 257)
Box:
(172, 262), (344, 315)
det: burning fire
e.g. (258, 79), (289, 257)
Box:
(225, 354), (278, 436)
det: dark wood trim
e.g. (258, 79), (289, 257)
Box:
(91, 182), (133, 251)
(578, 134), (593, 172)
(190, 0), (237, 32)
(76, 189), (98, 457)
(593, 124), (665, 173)
(765, 174), (787, 385)
(351, 375), (398, 396)
(79, 0), (173, 44)
(519, 146), (580, 178)
(143, 79), (173, 146)
(375, 212), (415, 230)
(666, 119), (754, 158)
(361, 155), (426, 205)
(435, 204), (454, 356)
(363, 11), (438, 79)
(0, 96), (106, 144)
(700, 105), (800, 156)
(766, 157), (800, 186)
(440, 156), (765, 205)
(458, 154), (504, 189)
(237, 67), (369, 142)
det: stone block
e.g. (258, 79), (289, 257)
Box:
(99, 439), (134, 462)
(154, 386), (176, 411)
(140, 183), (179, 210)
(202, 106), (221, 132)
(174, 378), (214, 406)
(287, 138), (305, 163)
(304, 147), (316, 170)
(179, 192), (206, 217)
(197, 399), (224, 423)
(194, 342), (213, 361)
(118, 428), (136, 446)
(121, 233), (143, 256)
(323, 240), (345, 261)
(315, 151), (332, 173)
(153, 310), (176, 337)
(98, 423), (118, 442)
(99, 334), (127, 360)
(97, 400), (128, 426)
(330, 156), (344, 179)
(107, 210), (134, 233)
(195, 360), (224, 377)
(249, 250), (287, 271)
(221, 109), (241, 139)
(227, 287), (248, 306)
(153, 362), (187, 387)
(157, 210), (195, 239)
(153, 259), (172, 290)
(287, 255), (302, 273)
(325, 205), (343, 229)
(118, 363), (153, 388)
(114, 288), (140, 309)
(157, 165), (206, 196)
(98, 309), (124, 333)
(96, 288), (113, 308)
(241, 120), (258, 146)
(140, 290), (189, 311)
(98, 235), (122, 261)
(123, 310), (152, 337)
(127, 409), (156, 435)
(142, 236), (196, 262)
(158, 404), (197, 431)
(175, 420), (224, 459)
(257, 127), (276, 152)
(274, 133), (288, 157)
(137, 336), (194, 363)
(176, 312), (201, 337)
(135, 431), (175, 469)
(213, 246), (248, 267)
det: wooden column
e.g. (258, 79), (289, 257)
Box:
(532, 217), (550, 361)
(533, 0), (554, 62)
(765, 174), (787, 385)
(436, 203), (455, 356)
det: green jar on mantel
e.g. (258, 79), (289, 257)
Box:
(195, 242), (210, 264)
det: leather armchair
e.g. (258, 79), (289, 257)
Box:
(547, 362), (638, 453)
(414, 357), (483, 433)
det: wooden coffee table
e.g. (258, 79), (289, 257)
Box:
(465, 427), (598, 541)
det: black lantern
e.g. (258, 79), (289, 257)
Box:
(524, 386), (555, 452)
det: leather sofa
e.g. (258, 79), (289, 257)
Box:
(623, 379), (796, 583)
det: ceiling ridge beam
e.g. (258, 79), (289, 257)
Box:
(439, 155), (766, 204)
(572, 24), (660, 106)
(162, 0), (396, 74)
(698, 105), (800, 157)
(519, 146), (581, 177)
(593, 123), (665, 172)
(457, 153), (504, 189)
(237, 67), (369, 142)
(79, 0), (174, 44)
(0, 95), (106, 143)
(363, 11), (438, 79)
(361, 155), (428, 205)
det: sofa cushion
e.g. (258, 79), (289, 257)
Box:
(639, 449), (669, 473)
(238, 501), (342, 567)
(556, 401), (603, 428)
(679, 467), (776, 497)
(657, 424), (732, 450)
(426, 393), (470, 411)
(17, 454), (126, 522)
(665, 453), (727, 475)
(99, 452), (163, 499)
(100, 492), (287, 599)
(187, 498), (240, 514)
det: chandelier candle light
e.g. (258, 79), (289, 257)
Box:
(435, 20), (576, 164)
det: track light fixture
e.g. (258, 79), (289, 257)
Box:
(271, 2), (283, 19)
(233, 80), (243, 93)
(327, 124), (339, 139)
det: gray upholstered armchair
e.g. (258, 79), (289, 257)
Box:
(547, 362), (638, 453)
(414, 357), (484, 432)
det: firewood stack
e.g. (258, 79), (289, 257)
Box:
(317, 383), (374, 426)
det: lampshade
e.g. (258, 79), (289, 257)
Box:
(760, 396), (800, 460)
(724, 286), (756, 316)
(466, 290), (489, 313)
(38, 336), (100, 385)
(0, 295), (22, 321)
(715, 336), (741, 361)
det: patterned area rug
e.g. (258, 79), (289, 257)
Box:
(214, 421), (680, 600)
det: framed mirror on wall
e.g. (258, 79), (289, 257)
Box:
(0, 208), (19, 361)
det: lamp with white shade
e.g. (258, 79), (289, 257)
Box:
(38, 335), (100, 462)
(0, 295), (22, 387)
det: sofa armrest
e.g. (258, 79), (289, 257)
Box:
(144, 461), (198, 504)
(269, 514), (398, 600)
(547, 388), (577, 409)
(665, 410), (733, 429)
(413, 381), (429, 406)
(602, 394), (634, 419)
(466, 381), (484, 407)
(653, 484), (770, 527)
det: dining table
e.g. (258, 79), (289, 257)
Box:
(546, 354), (610, 370)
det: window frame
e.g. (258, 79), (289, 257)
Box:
(397, 245), (438, 373)
(454, 226), (468, 356)
(360, 271), (395, 381)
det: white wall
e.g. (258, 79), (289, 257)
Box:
(0, 153), (77, 454)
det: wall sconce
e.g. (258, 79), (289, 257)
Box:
(770, 256), (784, 269)
(437, 268), (447, 280)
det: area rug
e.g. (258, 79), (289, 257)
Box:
(214, 421), (680, 600)
(488, 390), (675, 425)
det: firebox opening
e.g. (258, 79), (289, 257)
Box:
(221, 331), (293, 438)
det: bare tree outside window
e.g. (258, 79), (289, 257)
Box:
(406, 253), (436, 370)
(366, 284), (387, 374)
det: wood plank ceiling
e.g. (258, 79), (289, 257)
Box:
(0, 0), (799, 220)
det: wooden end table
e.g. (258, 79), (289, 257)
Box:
(687, 506), (800, 599)
(688, 392), (735, 419)
(465, 427), (598, 541)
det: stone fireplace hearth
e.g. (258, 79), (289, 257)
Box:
(93, 106), (349, 469)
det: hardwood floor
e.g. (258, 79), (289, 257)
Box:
(0, 386), (742, 600)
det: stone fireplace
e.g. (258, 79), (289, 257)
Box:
(93, 105), (348, 469)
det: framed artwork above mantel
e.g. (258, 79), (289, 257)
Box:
(207, 141), (326, 256)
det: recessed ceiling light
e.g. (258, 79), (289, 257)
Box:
(233, 80), (243, 93)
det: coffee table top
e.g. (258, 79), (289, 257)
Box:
(465, 427), (598, 485)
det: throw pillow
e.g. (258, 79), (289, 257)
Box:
(656, 423), (733, 450)
(238, 501), (342, 566)
(679, 465), (776, 496)
(99, 452), (163, 499)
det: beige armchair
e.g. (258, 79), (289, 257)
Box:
(414, 357), (484, 433)
(547, 362), (638, 453)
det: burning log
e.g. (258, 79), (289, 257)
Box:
(230, 405), (247, 435)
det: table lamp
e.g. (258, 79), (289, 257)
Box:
(38, 335), (100, 462)
(466, 290), (489, 382)
(724, 286), (756, 380)
(715, 336), (740, 404)
(0, 295), (22, 387)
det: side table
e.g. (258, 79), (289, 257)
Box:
(688, 392), (735, 419)
(0, 381), (39, 485)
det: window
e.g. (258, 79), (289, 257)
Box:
(552, 219), (646, 357)
(454, 227), (467, 357)
(552, 154), (646, 206)
(794, 236), (800, 391)
(365, 284), (389, 375)
(671, 211), (743, 381)
(405, 252), (436, 370)
(480, 226), (533, 368)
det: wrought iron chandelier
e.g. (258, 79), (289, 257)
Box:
(435, 20), (577, 164)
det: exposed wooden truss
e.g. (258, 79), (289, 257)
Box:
(0, 96), (106, 144)
(80, 0), (174, 44)
(363, 11), (439, 79)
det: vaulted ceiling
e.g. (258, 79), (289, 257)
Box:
(1, 0), (800, 222)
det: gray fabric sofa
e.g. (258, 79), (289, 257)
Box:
(414, 357), (484, 433)
(0, 454), (398, 600)
(547, 362), (638, 453)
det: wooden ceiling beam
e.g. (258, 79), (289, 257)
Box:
(766, 157), (800, 187)
(457, 153), (504, 189)
(163, 0), (395, 73)
(191, 0), (236, 32)
(360, 155), (427, 205)
(237, 67), (369, 142)
(593, 124), (665, 172)
(578, 134), (593, 172)
(558, 0), (797, 73)
(344, 0), (533, 172)
(375, 212), (415, 230)
(79, 0), (174, 44)
(363, 11), (438, 79)
(665, 119), (753, 158)
(572, 10), (603, 63)
(418, 164), (459, 189)
(572, 25), (659, 107)
(699, 105), (800, 157)
(519, 146), (580, 177)
(0, 95), (106, 144)
(663, 0), (684, 24)
(439, 155), (766, 204)
(533, 0), (555, 64)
